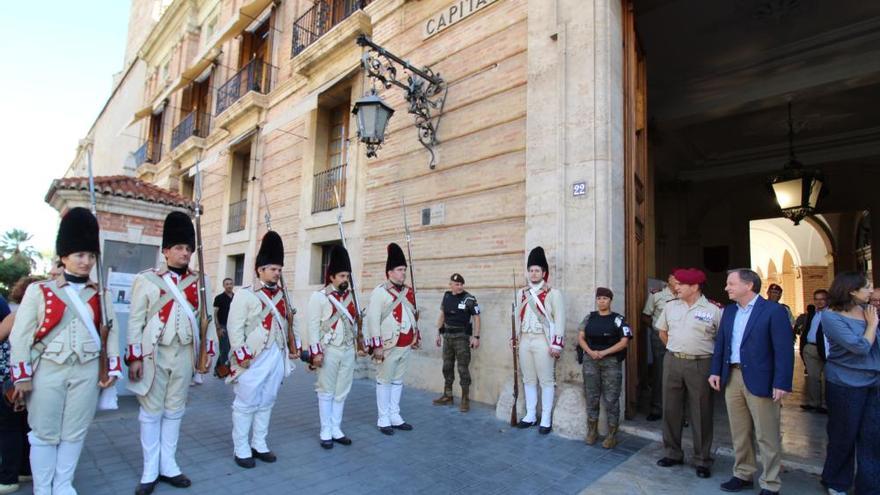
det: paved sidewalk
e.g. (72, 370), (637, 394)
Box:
(11, 368), (649, 494)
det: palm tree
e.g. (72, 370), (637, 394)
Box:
(0, 229), (41, 268)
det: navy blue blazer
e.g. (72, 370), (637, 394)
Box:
(710, 296), (794, 398)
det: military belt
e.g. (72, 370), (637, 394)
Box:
(671, 352), (712, 360)
(443, 324), (468, 334)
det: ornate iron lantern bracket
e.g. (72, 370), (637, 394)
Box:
(356, 34), (448, 169)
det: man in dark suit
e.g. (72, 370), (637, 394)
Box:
(799, 289), (828, 413)
(709, 269), (794, 495)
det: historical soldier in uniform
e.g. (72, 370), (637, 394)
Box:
(515, 246), (565, 434)
(432, 273), (481, 412)
(766, 284), (795, 327)
(308, 245), (363, 448)
(655, 268), (722, 479)
(127, 211), (217, 495)
(225, 231), (300, 467)
(642, 271), (678, 421)
(366, 243), (421, 435)
(578, 287), (632, 449)
(9, 208), (122, 494)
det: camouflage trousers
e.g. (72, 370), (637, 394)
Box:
(582, 356), (623, 428)
(441, 333), (471, 388)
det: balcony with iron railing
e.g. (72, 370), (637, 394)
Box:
(171, 111), (211, 150)
(312, 164), (347, 213)
(227, 199), (248, 234)
(292, 0), (372, 57)
(215, 58), (273, 116)
(134, 139), (162, 166)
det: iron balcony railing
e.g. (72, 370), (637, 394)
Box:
(227, 199), (247, 233)
(134, 139), (162, 166)
(171, 111), (211, 150)
(312, 164), (347, 213)
(215, 58), (273, 116)
(292, 0), (371, 57)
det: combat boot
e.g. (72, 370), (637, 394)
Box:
(585, 420), (599, 445)
(432, 386), (454, 406)
(602, 426), (618, 449)
(459, 387), (470, 412)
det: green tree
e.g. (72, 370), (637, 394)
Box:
(0, 254), (31, 298)
(0, 229), (41, 268)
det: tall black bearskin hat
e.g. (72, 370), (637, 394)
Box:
(255, 230), (285, 269)
(325, 244), (352, 284)
(527, 246), (549, 281)
(56, 207), (100, 257)
(162, 211), (195, 250)
(385, 242), (407, 276)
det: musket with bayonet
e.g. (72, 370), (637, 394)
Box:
(82, 140), (112, 387)
(260, 191), (301, 359)
(510, 269), (519, 427)
(333, 187), (368, 356)
(192, 162), (212, 373)
(401, 198), (421, 347)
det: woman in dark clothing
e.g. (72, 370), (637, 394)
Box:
(820, 272), (879, 495)
(578, 287), (632, 449)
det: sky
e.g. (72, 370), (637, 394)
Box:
(0, 1), (131, 261)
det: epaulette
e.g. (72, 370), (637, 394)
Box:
(708, 299), (724, 308)
(138, 268), (156, 275)
(650, 288), (660, 294)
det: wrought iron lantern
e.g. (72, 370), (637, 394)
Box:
(353, 35), (447, 169)
(769, 102), (823, 225)
(352, 91), (395, 158)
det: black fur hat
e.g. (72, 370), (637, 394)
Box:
(56, 207), (100, 257)
(385, 242), (407, 275)
(527, 246), (549, 281)
(162, 211), (195, 250)
(255, 231), (284, 268)
(325, 244), (352, 283)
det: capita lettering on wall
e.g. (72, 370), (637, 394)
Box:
(423, 0), (500, 39)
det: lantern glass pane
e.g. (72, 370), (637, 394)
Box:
(772, 178), (803, 209)
(808, 178), (823, 208)
(375, 107), (390, 140)
(358, 105), (377, 139)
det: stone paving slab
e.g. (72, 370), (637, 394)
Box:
(10, 367), (648, 494)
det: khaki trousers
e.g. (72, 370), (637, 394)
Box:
(519, 333), (555, 387)
(662, 354), (714, 467)
(376, 345), (411, 385)
(315, 345), (355, 401)
(138, 339), (193, 415)
(28, 358), (100, 444)
(802, 343), (825, 408)
(725, 367), (783, 492)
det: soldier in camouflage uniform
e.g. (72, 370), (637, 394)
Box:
(432, 273), (481, 412)
(578, 287), (632, 449)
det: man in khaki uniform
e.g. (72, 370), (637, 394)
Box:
(225, 231), (300, 468)
(366, 243), (421, 435)
(127, 211), (217, 495)
(308, 245), (363, 448)
(642, 272), (678, 421)
(10, 208), (122, 494)
(655, 268), (721, 479)
(515, 246), (565, 435)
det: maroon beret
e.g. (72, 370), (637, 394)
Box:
(673, 268), (706, 286)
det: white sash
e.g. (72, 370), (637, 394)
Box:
(162, 273), (200, 350)
(327, 291), (356, 325)
(256, 290), (286, 331)
(63, 285), (102, 349)
(527, 287), (555, 334)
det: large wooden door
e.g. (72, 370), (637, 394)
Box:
(623, 0), (648, 419)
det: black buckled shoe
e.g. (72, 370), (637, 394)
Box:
(333, 436), (352, 445)
(378, 426), (394, 435)
(135, 479), (157, 495)
(158, 474), (191, 488)
(234, 456), (256, 469)
(517, 420), (536, 429)
(391, 422), (413, 431)
(720, 477), (754, 492)
(656, 457), (684, 467)
(696, 466), (711, 478)
(538, 426), (552, 435)
(251, 449), (277, 463)
(320, 439), (334, 449)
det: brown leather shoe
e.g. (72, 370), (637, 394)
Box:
(433, 387), (454, 406)
(585, 420), (599, 445)
(602, 426), (618, 449)
(459, 387), (470, 412)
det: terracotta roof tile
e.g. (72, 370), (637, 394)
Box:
(46, 175), (194, 209)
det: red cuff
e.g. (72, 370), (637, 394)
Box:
(206, 339), (216, 356)
(309, 343), (323, 355)
(11, 361), (33, 382)
(234, 346), (253, 364)
(551, 335), (564, 349)
(125, 344), (143, 364)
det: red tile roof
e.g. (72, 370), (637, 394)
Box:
(46, 175), (194, 209)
